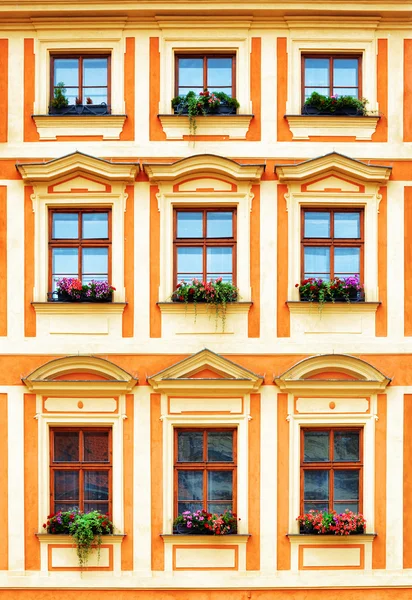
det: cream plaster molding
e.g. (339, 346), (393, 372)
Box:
(287, 534), (376, 544)
(155, 16), (253, 29)
(148, 348), (263, 394)
(285, 116), (380, 141)
(275, 353), (391, 396)
(287, 302), (380, 314)
(158, 115), (254, 141)
(32, 115), (127, 141)
(161, 534), (250, 544)
(36, 534), (125, 543)
(144, 154), (264, 184)
(32, 302), (127, 315)
(284, 16), (381, 30)
(23, 355), (138, 394)
(16, 151), (139, 183)
(30, 17), (128, 31)
(158, 302), (252, 314)
(275, 152), (391, 184)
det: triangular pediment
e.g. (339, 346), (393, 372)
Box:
(275, 152), (391, 184)
(16, 151), (139, 183)
(148, 349), (263, 394)
(304, 175), (362, 193)
(50, 175), (110, 193)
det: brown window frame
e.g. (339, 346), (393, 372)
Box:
(173, 207), (237, 287)
(300, 427), (363, 514)
(50, 53), (112, 107)
(175, 52), (236, 97)
(48, 208), (112, 292)
(50, 427), (112, 515)
(174, 428), (237, 518)
(301, 54), (362, 106)
(301, 207), (364, 282)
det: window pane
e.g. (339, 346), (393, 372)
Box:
(208, 471), (232, 500)
(82, 88), (108, 105)
(82, 213), (109, 239)
(177, 247), (203, 280)
(206, 247), (232, 277)
(54, 471), (79, 500)
(333, 59), (358, 88)
(52, 213), (78, 239)
(177, 212), (203, 238)
(178, 87), (203, 95)
(178, 501), (203, 514)
(82, 248), (108, 281)
(83, 58), (108, 87)
(304, 247), (330, 278)
(332, 87), (359, 98)
(304, 431), (330, 462)
(84, 471), (109, 500)
(84, 431), (109, 462)
(178, 471), (203, 501)
(207, 502), (233, 514)
(207, 431), (233, 462)
(54, 58), (79, 87)
(304, 212), (330, 238)
(54, 432), (79, 462)
(207, 58), (232, 88)
(178, 431), (203, 462)
(207, 212), (233, 238)
(334, 470), (359, 501)
(334, 247), (360, 276)
(333, 501), (359, 513)
(84, 502), (109, 514)
(304, 87), (329, 100)
(52, 247), (78, 276)
(178, 58), (203, 87)
(304, 470), (329, 500)
(334, 431), (360, 462)
(305, 58), (330, 87)
(303, 502), (329, 513)
(54, 502), (80, 513)
(334, 213), (360, 238)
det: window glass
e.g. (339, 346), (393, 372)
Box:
(178, 471), (203, 501)
(304, 212), (330, 238)
(54, 58), (79, 87)
(207, 431), (233, 462)
(178, 431), (204, 462)
(52, 55), (109, 107)
(206, 247), (233, 280)
(334, 247), (360, 277)
(84, 431), (109, 462)
(304, 58), (330, 87)
(84, 471), (109, 500)
(334, 431), (360, 462)
(178, 57), (203, 92)
(82, 248), (108, 283)
(304, 431), (329, 462)
(207, 57), (232, 93)
(52, 213), (78, 239)
(207, 471), (233, 513)
(82, 213), (109, 239)
(333, 58), (358, 89)
(52, 248), (79, 286)
(177, 212), (203, 238)
(207, 212), (233, 238)
(177, 247), (203, 281)
(304, 246), (330, 279)
(304, 470), (329, 502)
(54, 431), (79, 462)
(83, 58), (108, 86)
(333, 470), (359, 510)
(54, 470), (79, 500)
(334, 213), (360, 238)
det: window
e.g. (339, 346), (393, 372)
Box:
(174, 208), (236, 286)
(175, 54), (235, 97)
(50, 427), (112, 514)
(174, 428), (237, 516)
(49, 209), (111, 291)
(301, 208), (363, 281)
(50, 54), (110, 107)
(301, 428), (363, 514)
(302, 55), (361, 103)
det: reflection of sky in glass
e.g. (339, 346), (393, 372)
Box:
(334, 247), (360, 274)
(304, 212), (330, 238)
(82, 247), (108, 275)
(54, 58), (78, 87)
(207, 247), (232, 273)
(207, 212), (233, 238)
(52, 247), (78, 274)
(334, 59), (358, 87)
(82, 213), (108, 239)
(83, 58), (107, 86)
(82, 89), (108, 104)
(334, 213), (360, 238)
(178, 58), (203, 86)
(207, 58), (232, 87)
(177, 212), (203, 238)
(305, 58), (329, 87)
(177, 247), (203, 274)
(53, 213), (78, 239)
(304, 247), (329, 274)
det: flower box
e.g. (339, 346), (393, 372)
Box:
(297, 276), (364, 305)
(173, 103), (236, 116)
(49, 103), (111, 116)
(302, 92), (369, 116)
(50, 278), (115, 303)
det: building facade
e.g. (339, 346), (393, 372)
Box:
(0, 1), (411, 598)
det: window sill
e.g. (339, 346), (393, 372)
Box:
(32, 114), (127, 140)
(158, 114), (254, 140)
(36, 533), (125, 543)
(32, 302), (127, 315)
(287, 533), (376, 541)
(161, 534), (250, 543)
(287, 533), (376, 570)
(285, 115), (380, 140)
(157, 301), (252, 314)
(287, 301), (380, 314)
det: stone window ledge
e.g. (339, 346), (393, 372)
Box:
(157, 301), (252, 314)
(32, 302), (127, 315)
(285, 115), (380, 140)
(287, 301), (380, 314)
(32, 114), (127, 140)
(158, 114), (254, 140)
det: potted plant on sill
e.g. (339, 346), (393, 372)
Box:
(173, 509), (239, 535)
(297, 276), (364, 306)
(302, 92), (369, 116)
(170, 277), (239, 331)
(297, 509), (366, 536)
(171, 89), (240, 135)
(52, 277), (115, 302)
(49, 81), (69, 115)
(44, 509), (114, 569)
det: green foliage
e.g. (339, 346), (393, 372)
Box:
(50, 81), (69, 109)
(303, 91), (368, 115)
(173, 509), (238, 535)
(171, 89), (239, 136)
(297, 276), (364, 307)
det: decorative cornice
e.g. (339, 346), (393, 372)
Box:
(287, 301), (380, 314)
(157, 302), (252, 314)
(32, 302), (127, 315)
(16, 151), (139, 183)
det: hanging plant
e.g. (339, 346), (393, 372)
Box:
(171, 89), (239, 137)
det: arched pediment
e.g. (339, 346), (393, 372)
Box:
(275, 152), (391, 184)
(143, 154), (264, 184)
(16, 151), (139, 184)
(274, 354), (391, 395)
(23, 355), (138, 395)
(148, 348), (263, 395)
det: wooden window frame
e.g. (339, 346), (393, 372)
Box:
(300, 427), (363, 514)
(50, 53), (112, 107)
(48, 208), (112, 292)
(174, 52), (236, 97)
(50, 427), (112, 515)
(173, 207), (237, 287)
(301, 54), (362, 106)
(301, 207), (364, 282)
(174, 428), (237, 518)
